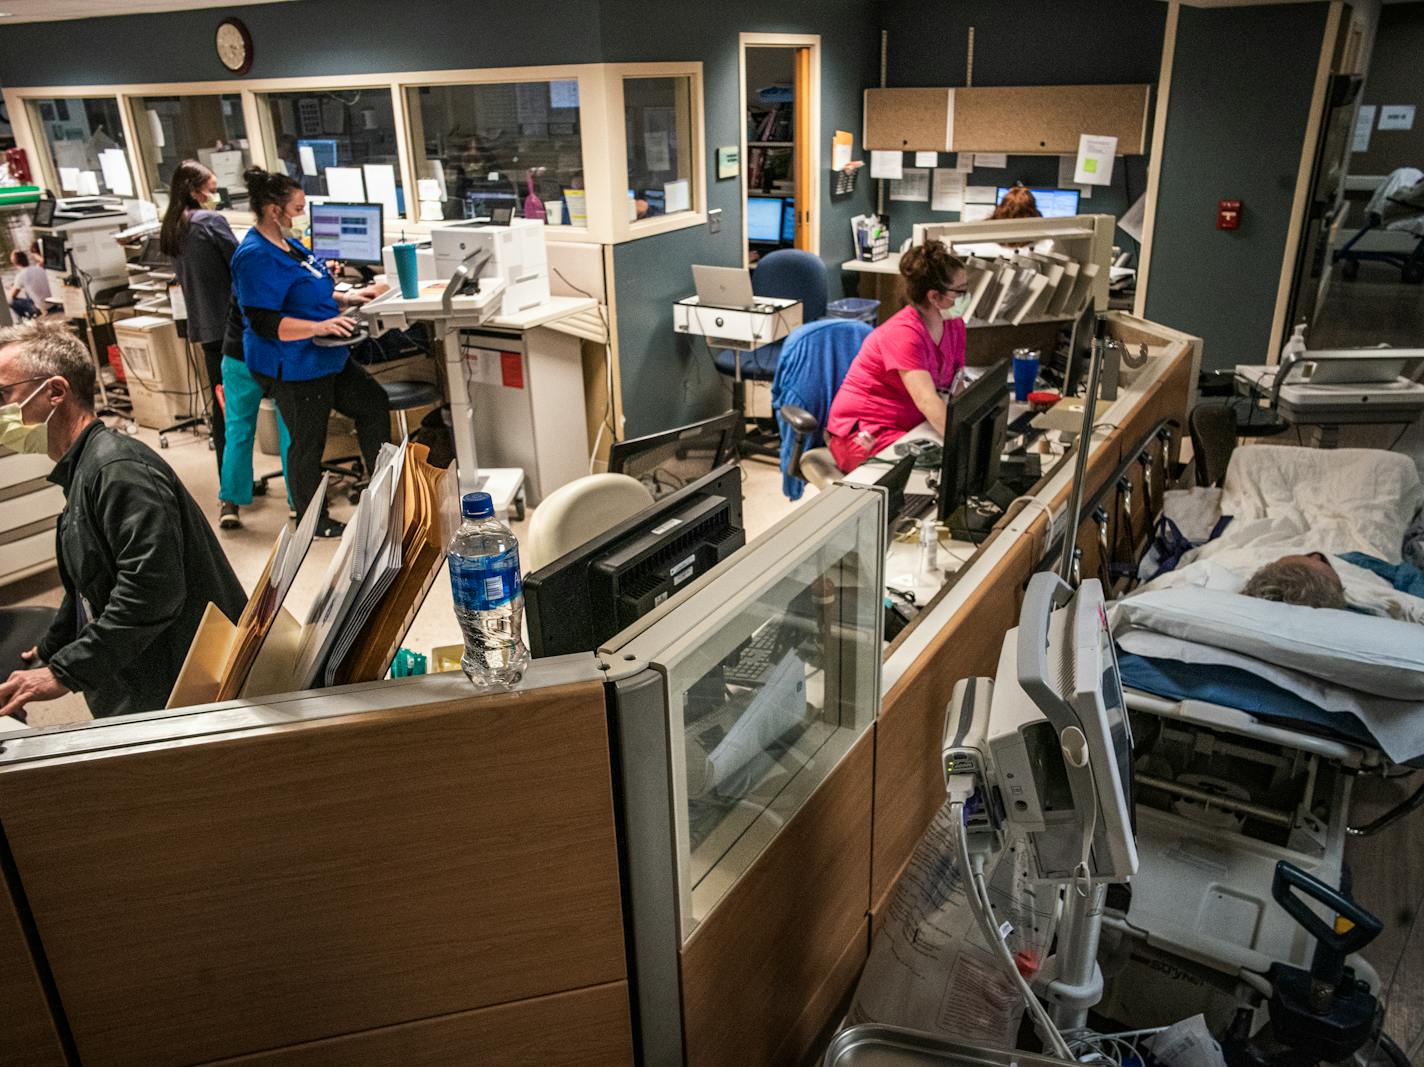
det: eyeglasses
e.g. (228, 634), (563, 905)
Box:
(0, 375), (46, 404)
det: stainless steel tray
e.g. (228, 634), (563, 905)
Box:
(823, 1025), (1078, 1067)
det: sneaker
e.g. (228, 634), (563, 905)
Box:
(313, 515), (346, 540)
(289, 506), (298, 520)
(219, 502), (241, 529)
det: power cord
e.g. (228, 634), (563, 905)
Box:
(949, 798), (1077, 1061)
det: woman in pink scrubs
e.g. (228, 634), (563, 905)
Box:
(826, 241), (970, 472)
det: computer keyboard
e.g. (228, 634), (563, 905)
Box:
(900, 492), (936, 520)
(722, 622), (790, 687)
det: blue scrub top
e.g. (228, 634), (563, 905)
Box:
(230, 228), (344, 382)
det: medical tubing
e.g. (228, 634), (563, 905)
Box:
(950, 802), (1076, 1061)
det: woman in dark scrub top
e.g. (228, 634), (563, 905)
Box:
(230, 166), (390, 538)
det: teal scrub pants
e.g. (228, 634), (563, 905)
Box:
(220, 355), (291, 506)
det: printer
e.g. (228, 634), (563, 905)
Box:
(382, 218), (549, 317)
(33, 195), (138, 299)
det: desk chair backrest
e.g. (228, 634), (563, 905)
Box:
(752, 249), (828, 322)
(525, 473), (656, 572)
(771, 318), (874, 499)
(1188, 402), (1238, 488)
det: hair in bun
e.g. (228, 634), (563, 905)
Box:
(243, 165), (301, 219)
(899, 239), (966, 304)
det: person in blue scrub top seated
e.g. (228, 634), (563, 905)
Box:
(231, 166), (391, 539)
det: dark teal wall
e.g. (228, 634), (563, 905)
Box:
(0, 0), (604, 84)
(600, 0), (879, 436)
(1145, 3), (1328, 370)
(875, 0), (1165, 257)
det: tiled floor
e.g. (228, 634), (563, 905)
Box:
(4, 424), (805, 729)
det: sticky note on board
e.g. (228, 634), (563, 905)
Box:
(1074, 134), (1117, 186)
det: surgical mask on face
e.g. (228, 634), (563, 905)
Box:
(0, 381), (55, 455)
(941, 292), (972, 321)
(282, 212), (308, 239)
(203, 193), (221, 210)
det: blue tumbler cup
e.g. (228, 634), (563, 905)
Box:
(392, 242), (420, 299)
(1012, 348), (1040, 402)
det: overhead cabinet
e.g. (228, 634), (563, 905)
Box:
(863, 83), (1151, 155)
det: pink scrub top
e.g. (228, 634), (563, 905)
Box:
(826, 304), (967, 442)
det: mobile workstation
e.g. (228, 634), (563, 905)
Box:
(0, 309), (1197, 1067)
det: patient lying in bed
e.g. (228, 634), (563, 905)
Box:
(1109, 445), (1424, 763)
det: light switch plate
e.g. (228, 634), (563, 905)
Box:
(707, 208), (722, 235)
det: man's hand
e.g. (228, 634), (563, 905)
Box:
(19, 645), (38, 663)
(0, 665), (69, 722)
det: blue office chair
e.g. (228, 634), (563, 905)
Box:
(714, 249), (829, 456)
(771, 318), (872, 500)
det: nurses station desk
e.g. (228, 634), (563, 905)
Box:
(0, 312), (1198, 1067)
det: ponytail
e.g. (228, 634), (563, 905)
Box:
(899, 239), (966, 305)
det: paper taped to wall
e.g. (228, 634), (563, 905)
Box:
(1074, 134), (1117, 186)
(870, 151), (903, 180)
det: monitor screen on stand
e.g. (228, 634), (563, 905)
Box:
(937, 358), (1013, 538)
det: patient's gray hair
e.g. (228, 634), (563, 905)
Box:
(1241, 558), (1347, 610)
(0, 319), (96, 407)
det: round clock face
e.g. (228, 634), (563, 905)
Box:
(216, 19), (251, 74)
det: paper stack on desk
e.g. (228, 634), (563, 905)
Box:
(960, 251), (1097, 326)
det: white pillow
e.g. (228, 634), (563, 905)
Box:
(1109, 586), (1424, 701)
(1215, 446), (1423, 562)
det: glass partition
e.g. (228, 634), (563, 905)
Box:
(132, 94), (250, 210)
(27, 97), (132, 197)
(623, 76), (693, 221)
(604, 483), (884, 936)
(405, 80), (584, 225)
(259, 88), (404, 215)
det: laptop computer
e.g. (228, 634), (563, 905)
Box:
(693, 264), (760, 310)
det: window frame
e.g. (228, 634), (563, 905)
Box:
(24, 93), (135, 200)
(5, 60), (705, 247)
(124, 90), (251, 207)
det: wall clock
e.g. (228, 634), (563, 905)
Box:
(216, 17), (254, 76)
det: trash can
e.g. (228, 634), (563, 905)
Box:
(827, 297), (880, 324)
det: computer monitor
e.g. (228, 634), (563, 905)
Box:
(937, 358), (1013, 525)
(781, 200), (797, 244)
(39, 233), (67, 273)
(308, 202), (385, 266)
(746, 197), (784, 244)
(991, 573), (1137, 882)
(608, 411), (740, 500)
(297, 138), (339, 174)
(33, 196), (56, 228)
(524, 463), (746, 658)
(463, 190), (519, 222)
(995, 186), (1081, 219)
(1062, 305), (1097, 398)
(133, 236), (173, 270)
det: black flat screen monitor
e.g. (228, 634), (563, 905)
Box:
(33, 197), (56, 227)
(308, 202), (384, 265)
(39, 234), (66, 273)
(608, 411), (740, 500)
(1063, 305), (1097, 398)
(937, 358), (1012, 523)
(525, 463), (746, 658)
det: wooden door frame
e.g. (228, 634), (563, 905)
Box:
(738, 32), (821, 267)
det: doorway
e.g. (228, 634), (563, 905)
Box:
(739, 34), (819, 268)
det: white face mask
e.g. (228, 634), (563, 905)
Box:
(941, 292), (972, 321)
(282, 211), (308, 239)
(0, 381), (55, 455)
(203, 192), (221, 210)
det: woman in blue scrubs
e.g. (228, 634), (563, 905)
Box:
(231, 166), (390, 538)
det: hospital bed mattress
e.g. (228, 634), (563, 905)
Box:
(1118, 650), (1380, 750)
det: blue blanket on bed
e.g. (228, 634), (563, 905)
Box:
(1117, 651), (1379, 749)
(1340, 552), (1424, 598)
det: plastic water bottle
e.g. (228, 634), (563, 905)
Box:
(448, 492), (529, 690)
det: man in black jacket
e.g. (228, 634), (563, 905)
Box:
(0, 320), (246, 719)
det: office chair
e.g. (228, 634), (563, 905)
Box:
(321, 378), (444, 504)
(1187, 402), (1239, 488)
(525, 473), (655, 572)
(769, 318), (873, 499)
(713, 250), (829, 459)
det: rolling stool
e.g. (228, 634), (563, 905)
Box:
(323, 379), (443, 504)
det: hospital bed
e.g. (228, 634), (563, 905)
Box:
(1076, 442), (1424, 1031)
(1334, 166), (1424, 284)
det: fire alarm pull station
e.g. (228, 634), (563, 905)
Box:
(1217, 199), (1242, 230)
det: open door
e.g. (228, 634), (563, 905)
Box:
(741, 33), (820, 266)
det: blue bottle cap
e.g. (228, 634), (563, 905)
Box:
(461, 492), (494, 519)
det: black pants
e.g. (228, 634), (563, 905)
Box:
(200, 340), (225, 481)
(254, 359), (390, 517)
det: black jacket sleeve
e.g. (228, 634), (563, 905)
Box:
(45, 461), (190, 696)
(244, 306), (282, 340)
